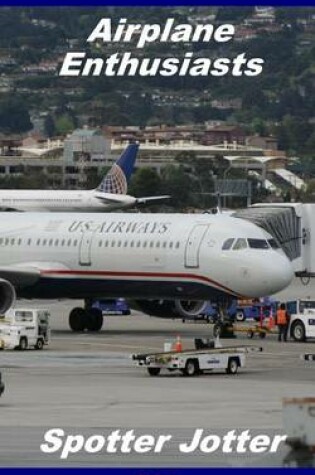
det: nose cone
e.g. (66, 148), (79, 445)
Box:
(235, 252), (294, 298)
(250, 253), (294, 297)
(263, 254), (294, 294)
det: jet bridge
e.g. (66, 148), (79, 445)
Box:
(234, 203), (315, 280)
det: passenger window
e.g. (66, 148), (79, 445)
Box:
(124, 241), (128, 247)
(37, 239), (40, 246)
(130, 241), (134, 248)
(162, 242), (167, 248)
(11, 238), (15, 245)
(169, 242), (173, 249)
(156, 241), (160, 248)
(233, 238), (247, 250)
(175, 242), (180, 249)
(111, 241), (115, 247)
(73, 240), (77, 246)
(67, 239), (71, 247)
(43, 239), (47, 246)
(49, 239), (53, 246)
(0, 238), (3, 245)
(150, 241), (154, 248)
(222, 238), (234, 250)
(117, 241), (122, 247)
(143, 241), (147, 248)
(28, 238), (31, 246)
(5, 238), (9, 245)
(54, 239), (59, 246)
(137, 241), (141, 248)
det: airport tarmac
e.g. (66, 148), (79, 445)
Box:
(0, 294), (314, 467)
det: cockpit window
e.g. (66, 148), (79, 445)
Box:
(222, 238), (234, 250)
(233, 238), (247, 250)
(247, 238), (269, 249)
(268, 238), (280, 249)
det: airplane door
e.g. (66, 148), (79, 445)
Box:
(79, 232), (93, 266)
(185, 224), (208, 268)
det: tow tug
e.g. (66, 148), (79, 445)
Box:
(132, 338), (263, 377)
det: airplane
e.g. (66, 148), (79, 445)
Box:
(0, 143), (169, 212)
(0, 211), (293, 333)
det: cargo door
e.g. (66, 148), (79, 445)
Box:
(79, 232), (94, 266)
(185, 224), (208, 268)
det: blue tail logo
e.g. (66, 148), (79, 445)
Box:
(97, 143), (139, 194)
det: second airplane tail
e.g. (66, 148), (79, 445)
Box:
(97, 143), (139, 194)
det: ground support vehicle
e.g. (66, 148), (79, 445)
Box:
(213, 318), (277, 340)
(287, 300), (315, 342)
(132, 342), (262, 377)
(303, 354), (315, 361)
(0, 308), (50, 350)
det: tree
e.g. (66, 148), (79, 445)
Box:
(0, 98), (32, 134)
(128, 168), (161, 198)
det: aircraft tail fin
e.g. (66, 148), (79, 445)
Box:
(97, 143), (139, 194)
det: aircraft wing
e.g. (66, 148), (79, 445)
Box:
(0, 262), (68, 287)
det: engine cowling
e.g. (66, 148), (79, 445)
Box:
(0, 279), (16, 314)
(135, 299), (209, 319)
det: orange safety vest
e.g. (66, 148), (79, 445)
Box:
(277, 309), (287, 325)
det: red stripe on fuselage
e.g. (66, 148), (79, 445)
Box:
(40, 269), (244, 298)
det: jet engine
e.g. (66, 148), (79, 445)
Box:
(0, 279), (16, 314)
(135, 299), (209, 319)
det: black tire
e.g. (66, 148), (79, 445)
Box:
(291, 320), (306, 342)
(35, 339), (44, 350)
(85, 308), (103, 332)
(226, 357), (239, 375)
(236, 310), (245, 322)
(19, 337), (28, 351)
(259, 331), (266, 339)
(213, 323), (222, 338)
(69, 307), (87, 332)
(183, 359), (199, 377)
(122, 310), (131, 316)
(147, 367), (161, 376)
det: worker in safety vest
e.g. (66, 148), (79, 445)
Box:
(276, 303), (290, 342)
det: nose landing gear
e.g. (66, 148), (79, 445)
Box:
(68, 302), (103, 332)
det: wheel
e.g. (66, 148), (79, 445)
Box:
(147, 367), (160, 376)
(183, 359), (199, 377)
(236, 310), (245, 322)
(226, 357), (239, 375)
(259, 331), (266, 339)
(247, 330), (254, 339)
(291, 321), (306, 342)
(85, 308), (103, 332)
(35, 339), (44, 350)
(19, 337), (28, 351)
(69, 307), (87, 332)
(122, 310), (131, 316)
(213, 323), (222, 338)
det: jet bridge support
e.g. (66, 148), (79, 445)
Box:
(234, 203), (315, 281)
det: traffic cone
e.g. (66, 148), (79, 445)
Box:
(174, 335), (183, 352)
(268, 311), (275, 330)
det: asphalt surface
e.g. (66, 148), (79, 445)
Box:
(0, 280), (314, 467)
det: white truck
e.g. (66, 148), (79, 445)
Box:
(0, 308), (50, 350)
(287, 300), (315, 342)
(132, 341), (262, 377)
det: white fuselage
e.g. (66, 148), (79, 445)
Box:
(0, 212), (293, 301)
(0, 189), (137, 212)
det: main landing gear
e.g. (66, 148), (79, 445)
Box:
(69, 303), (103, 332)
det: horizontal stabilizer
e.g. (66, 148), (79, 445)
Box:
(135, 195), (171, 206)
